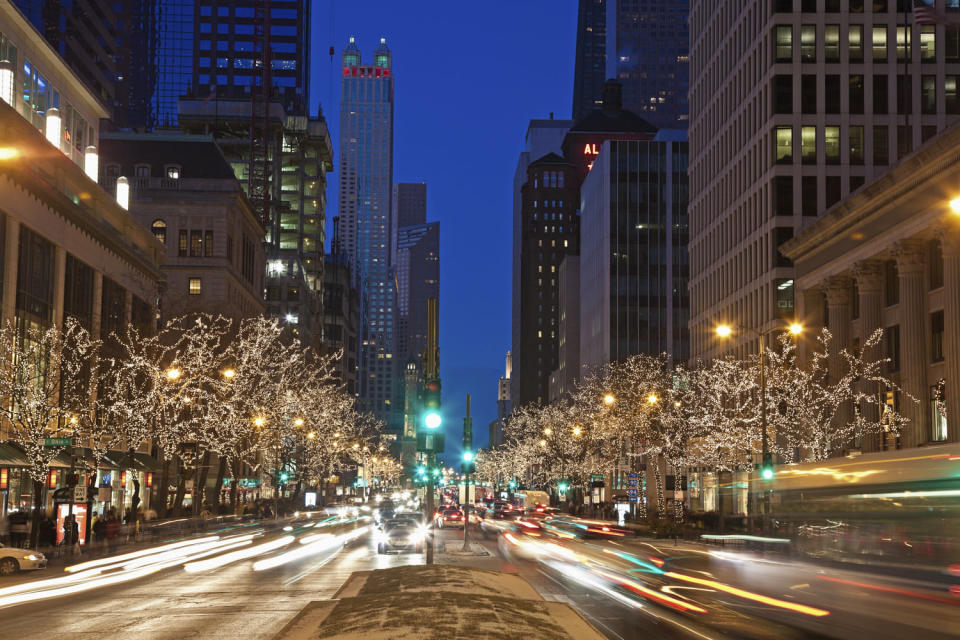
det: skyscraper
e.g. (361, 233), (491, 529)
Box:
(688, 1), (960, 373)
(13, 0), (119, 108)
(511, 116), (573, 408)
(395, 221), (439, 373)
(393, 182), (427, 228)
(178, 1), (330, 347)
(579, 134), (689, 370)
(338, 36), (397, 426)
(572, 0), (689, 129)
(572, 0), (607, 122)
(190, 0), (309, 115)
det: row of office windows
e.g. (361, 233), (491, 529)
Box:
(773, 74), (960, 116)
(774, 23), (956, 64)
(774, 123), (937, 168)
(774, 0), (960, 13)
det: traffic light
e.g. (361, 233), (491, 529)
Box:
(462, 450), (475, 475)
(423, 378), (441, 429)
(279, 471), (289, 483)
(508, 480), (517, 489)
(558, 481), (569, 493)
(760, 453), (774, 481)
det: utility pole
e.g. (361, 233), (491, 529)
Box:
(462, 394), (473, 551)
(418, 298), (443, 565)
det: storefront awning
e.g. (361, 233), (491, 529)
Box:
(0, 443), (29, 466)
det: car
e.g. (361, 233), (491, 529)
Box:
(0, 545), (47, 576)
(394, 511), (426, 527)
(479, 508), (520, 538)
(436, 507), (464, 529)
(381, 517), (419, 531)
(377, 525), (424, 554)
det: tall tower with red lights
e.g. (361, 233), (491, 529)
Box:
(337, 37), (398, 430)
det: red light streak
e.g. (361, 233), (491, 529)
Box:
(819, 576), (960, 607)
(593, 569), (707, 613)
(647, 555), (665, 567)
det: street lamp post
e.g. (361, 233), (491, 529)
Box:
(716, 321), (801, 530)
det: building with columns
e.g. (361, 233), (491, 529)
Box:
(782, 122), (960, 450)
(689, 1), (960, 363)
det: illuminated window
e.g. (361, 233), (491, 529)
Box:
(166, 165), (181, 179)
(849, 25), (864, 62)
(825, 25), (840, 62)
(775, 126), (792, 163)
(775, 25), (792, 62)
(188, 278), (202, 295)
(824, 126), (840, 164)
(151, 219), (166, 244)
(921, 25), (936, 62)
(801, 126), (817, 164)
(873, 26), (887, 62)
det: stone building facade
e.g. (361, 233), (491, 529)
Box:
(98, 132), (266, 323)
(782, 122), (960, 450)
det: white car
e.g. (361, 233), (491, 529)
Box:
(0, 545), (47, 576)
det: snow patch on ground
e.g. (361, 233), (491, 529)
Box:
(273, 565), (606, 640)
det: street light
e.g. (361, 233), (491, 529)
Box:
(539, 439), (547, 447)
(951, 197), (960, 214)
(603, 394), (615, 406)
(294, 418), (304, 427)
(572, 426), (582, 437)
(647, 393), (659, 405)
(716, 321), (803, 487)
(165, 367), (182, 381)
(543, 427), (552, 435)
(254, 417), (265, 427)
(222, 368), (236, 379)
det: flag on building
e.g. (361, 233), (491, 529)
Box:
(913, 0), (960, 25)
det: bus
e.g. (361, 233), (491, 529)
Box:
(766, 443), (960, 571)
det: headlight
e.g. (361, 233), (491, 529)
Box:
(410, 531), (425, 543)
(23, 555), (39, 561)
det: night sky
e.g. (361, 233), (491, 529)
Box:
(309, 1), (578, 460)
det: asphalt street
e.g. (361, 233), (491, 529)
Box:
(1, 522), (958, 640)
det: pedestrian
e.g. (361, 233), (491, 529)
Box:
(105, 514), (121, 555)
(38, 516), (55, 549)
(92, 514), (106, 553)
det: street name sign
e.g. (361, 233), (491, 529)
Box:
(44, 438), (72, 447)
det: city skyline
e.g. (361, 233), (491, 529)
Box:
(312, 2), (578, 454)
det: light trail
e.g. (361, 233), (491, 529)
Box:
(184, 536), (294, 573)
(819, 575), (960, 606)
(252, 526), (368, 571)
(593, 568), (708, 613)
(664, 571), (830, 617)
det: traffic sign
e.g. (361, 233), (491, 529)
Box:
(44, 438), (72, 447)
(73, 485), (87, 503)
(626, 488), (638, 496)
(628, 496), (638, 503)
(627, 472), (639, 478)
(590, 473), (604, 482)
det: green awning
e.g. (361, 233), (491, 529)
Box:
(0, 443), (29, 466)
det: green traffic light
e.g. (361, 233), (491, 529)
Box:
(462, 451), (473, 462)
(558, 482), (568, 492)
(425, 411), (441, 429)
(761, 467), (774, 480)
